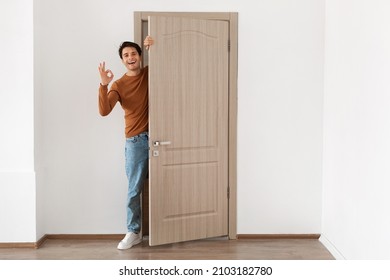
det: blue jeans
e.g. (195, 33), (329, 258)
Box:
(125, 132), (149, 233)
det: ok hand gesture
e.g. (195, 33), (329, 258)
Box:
(98, 62), (114, 86)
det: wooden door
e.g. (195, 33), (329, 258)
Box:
(148, 16), (229, 246)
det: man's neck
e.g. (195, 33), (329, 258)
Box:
(126, 68), (141, 76)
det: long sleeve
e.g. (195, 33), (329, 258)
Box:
(98, 82), (120, 116)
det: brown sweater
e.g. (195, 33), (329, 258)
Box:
(99, 66), (148, 138)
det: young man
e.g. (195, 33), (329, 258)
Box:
(98, 36), (153, 250)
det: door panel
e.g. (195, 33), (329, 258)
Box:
(148, 16), (229, 246)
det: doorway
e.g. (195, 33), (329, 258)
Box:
(134, 12), (238, 245)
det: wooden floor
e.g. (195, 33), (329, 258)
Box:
(0, 237), (334, 260)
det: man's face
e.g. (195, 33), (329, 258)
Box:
(121, 47), (141, 72)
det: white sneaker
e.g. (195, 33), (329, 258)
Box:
(117, 232), (142, 250)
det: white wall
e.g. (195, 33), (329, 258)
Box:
(237, 1), (324, 234)
(322, 0), (390, 259)
(0, 0), (36, 242)
(31, 0), (324, 237)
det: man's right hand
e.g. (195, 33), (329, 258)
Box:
(98, 61), (114, 86)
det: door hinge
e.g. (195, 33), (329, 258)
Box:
(228, 40), (231, 52)
(227, 186), (230, 199)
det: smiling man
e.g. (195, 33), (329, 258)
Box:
(98, 37), (153, 250)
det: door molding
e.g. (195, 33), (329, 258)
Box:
(134, 11), (237, 239)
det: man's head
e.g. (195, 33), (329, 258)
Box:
(119, 41), (142, 75)
(118, 41), (142, 59)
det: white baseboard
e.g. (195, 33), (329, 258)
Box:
(319, 235), (346, 260)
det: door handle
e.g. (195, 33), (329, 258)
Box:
(153, 141), (171, 147)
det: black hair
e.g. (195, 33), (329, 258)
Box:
(118, 41), (142, 59)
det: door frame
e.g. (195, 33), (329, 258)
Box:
(134, 11), (238, 240)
